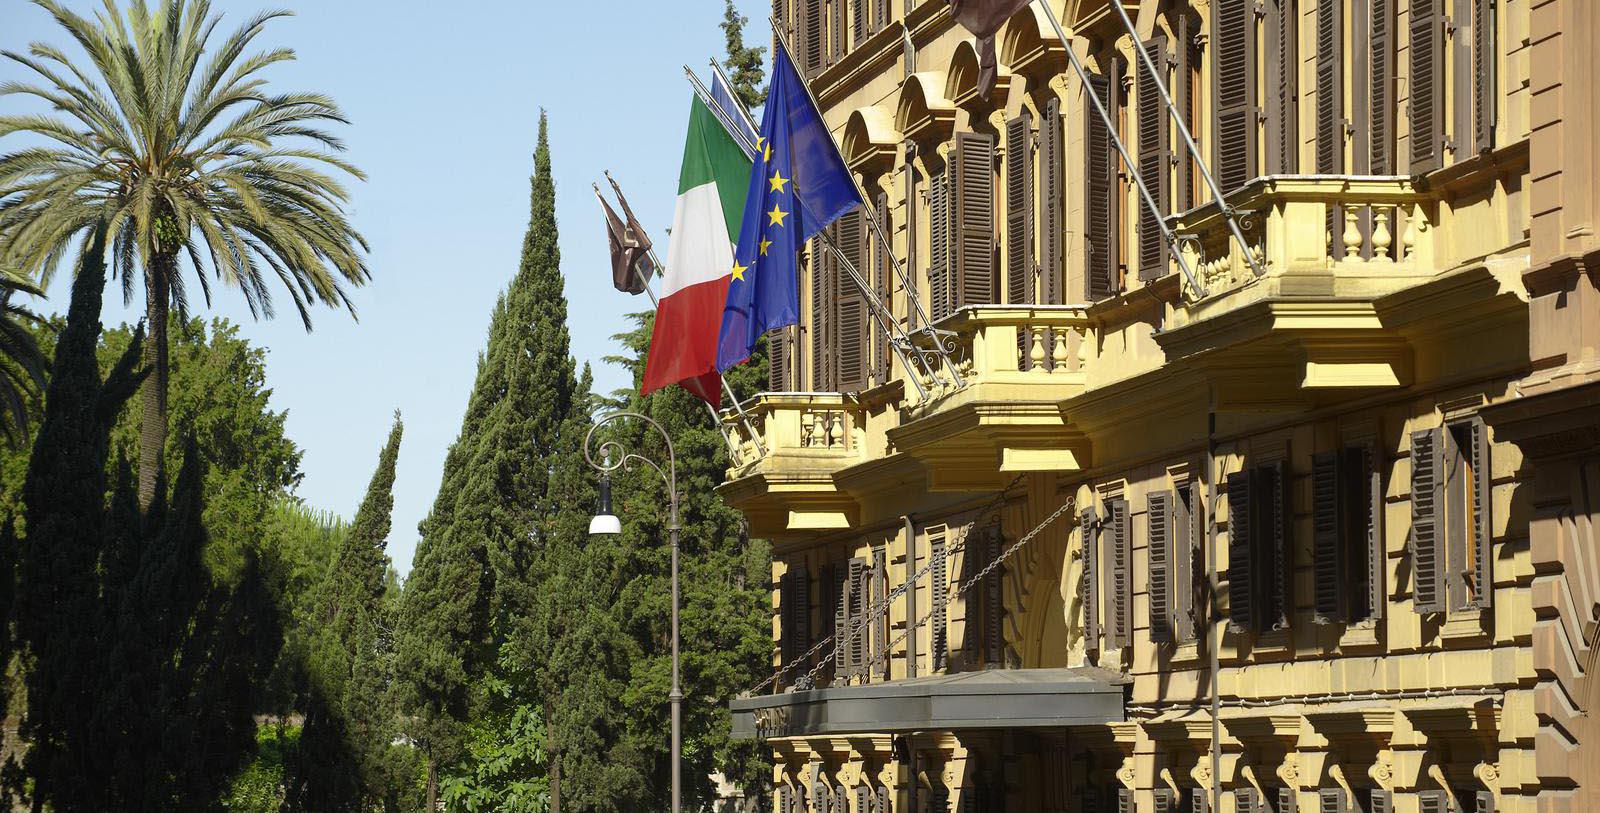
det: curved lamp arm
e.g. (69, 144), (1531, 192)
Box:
(583, 411), (679, 527)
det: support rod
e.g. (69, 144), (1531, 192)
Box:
(817, 229), (934, 401)
(1105, 0), (1265, 281)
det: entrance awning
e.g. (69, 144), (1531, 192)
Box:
(729, 667), (1128, 740)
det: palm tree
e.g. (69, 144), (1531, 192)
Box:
(0, 0), (369, 504)
(0, 268), (46, 445)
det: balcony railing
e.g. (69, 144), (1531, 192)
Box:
(723, 392), (866, 477)
(1174, 175), (1435, 305)
(913, 304), (1093, 395)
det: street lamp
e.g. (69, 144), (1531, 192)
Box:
(583, 412), (681, 813)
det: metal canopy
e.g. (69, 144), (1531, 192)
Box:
(729, 667), (1128, 740)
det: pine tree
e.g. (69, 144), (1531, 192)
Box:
(721, 0), (768, 108)
(289, 413), (404, 812)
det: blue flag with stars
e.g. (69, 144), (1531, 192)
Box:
(715, 36), (862, 372)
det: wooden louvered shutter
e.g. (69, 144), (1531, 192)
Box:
(872, 546), (888, 678)
(810, 235), (834, 389)
(1369, 790), (1392, 813)
(1364, 445), (1385, 620)
(1314, 0), (1344, 176)
(1157, 789), (1173, 813)
(1319, 789), (1344, 813)
(852, 0), (868, 47)
(848, 558), (868, 669)
(873, 191), (893, 384)
(1470, 417), (1493, 608)
(781, 571), (795, 664)
(1268, 461), (1291, 629)
(829, 0), (846, 64)
(1369, 0), (1395, 173)
(801, 0), (824, 77)
(1107, 498), (1131, 648)
(793, 564), (811, 664)
(779, 784), (792, 813)
(954, 131), (997, 308)
(931, 529), (948, 670)
(1409, 0), (1445, 173)
(1237, 786), (1257, 813)
(774, 0), (790, 59)
(875, 784), (890, 813)
(1418, 791), (1447, 813)
(1137, 36), (1172, 282)
(1472, 0), (1495, 152)
(1081, 507), (1100, 646)
(905, 157), (920, 328)
(831, 562), (847, 671)
(1085, 70), (1118, 300)
(1312, 450), (1346, 622)
(1227, 469), (1255, 630)
(1040, 97), (1065, 304)
(836, 211), (869, 392)
(1411, 428), (1445, 612)
(1118, 788), (1134, 813)
(1174, 481), (1199, 641)
(872, 0), (890, 32)
(983, 530), (1004, 665)
(1215, 0), (1259, 191)
(1279, 788), (1299, 813)
(1175, 13), (1197, 209)
(769, 327), (792, 390)
(1262, 0), (1297, 175)
(835, 785), (849, 813)
(1193, 788), (1210, 813)
(1005, 112), (1035, 303)
(812, 776), (828, 813)
(1476, 791), (1494, 813)
(1149, 490), (1174, 643)
(821, 562), (838, 664)
(855, 786), (870, 813)
(929, 167), (952, 321)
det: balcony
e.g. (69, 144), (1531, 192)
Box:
(718, 393), (867, 539)
(1157, 176), (1440, 410)
(893, 305), (1094, 490)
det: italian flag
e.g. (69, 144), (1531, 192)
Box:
(641, 95), (754, 406)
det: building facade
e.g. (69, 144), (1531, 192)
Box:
(721, 1), (1599, 812)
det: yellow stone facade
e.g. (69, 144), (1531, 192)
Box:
(721, 2), (1600, 812)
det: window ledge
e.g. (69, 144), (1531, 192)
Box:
(1169, 640), (1203, 668)
(1337, 620), (1383, 651)
(1440, 608), (1491, 644)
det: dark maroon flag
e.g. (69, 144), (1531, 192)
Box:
(948, 0), (1033, 99)
(594, 184), (652, 295)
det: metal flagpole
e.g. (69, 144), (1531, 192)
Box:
(594, 181), (766, 460)
(706, 58), (760, 136)
(766, 20), (967, 392)
(1029, 0), (1208, 298)
(1103, 0), (1265, 281)
(684, 65), (938, 400)
(684, 67), (760, 159)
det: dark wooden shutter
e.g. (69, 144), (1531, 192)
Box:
(1137, 36), (1172, 282)
(872, 546), (888, 678)
(849, 557), (868, 669)
(1107, 498), (1131, 648)
(1118, 788), (1134, 813)
(1175, 12), (1197, 209)
(872, 0), (890, 32)
(769, 326), (793, 390)
(1085, 70), (1118, 300)
(929, 786), (950, 813)
(1472, 0), (1495, 152)
(873, 191), (893, 385)
(1174, 481), (1199, 641)
(1268, 460), (1291, 630)
(1369, 790), (1392, 813)
(821, 562), (839, 671)
(1313, 450), (1347, 622)
(1476, 791), (1494, 813)
(774, 0), (790, 60)
(836, 211), (869, 392)
(852, 0), (868, 47)
(801, 0), (824, 77)
(1314, 0), (1344, 176)
(931, 529), (948, 670)
(1365, 445), (1386, 620)
(793, 564), (811, 665)
(1149, 490), (1174, 643)
(1319, 789), (1344, 813)
(1237, 786), (1257, 813)
(780, 571), (795, 664)
(875, 783), (890, 813)
(1409, 0), (1445, 173)
(1470, 417), (1493, 608)
(1279, 788), (1299, 813)
(1227, 469), (1255, 630)
(1005, 112), (1035, 304)
(1411, 428), (1445, 613)
(1193, 788), (1211, 813)
(1265, 0), (1298, 174)
(779, 784), (792, 813)
(1215, 0), (1259, 191)
(954, 130), (997, 308)
(1080, 507), (1100, 646)
(984, 530), (1004, 664)
(1370, 0), (1395, 173)
(812, 776), (829, 813)
(809, 236), (833, 390)
(1418, 791), (1447, 813)
(1040, 97), (1064, 303)
(829, 0), (846, 65)
(1157, 789), (1174, 813)
(929, 166), (952, 321)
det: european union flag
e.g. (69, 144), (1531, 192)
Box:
(715, 37), (862, 372)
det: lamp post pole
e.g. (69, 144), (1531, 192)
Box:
(584, 412), (680, 813)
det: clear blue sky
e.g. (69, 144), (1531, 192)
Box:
(0, 0), (772, 575)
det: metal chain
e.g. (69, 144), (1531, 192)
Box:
(744, 474), (1025, 696)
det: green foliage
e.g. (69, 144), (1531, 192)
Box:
(720, 0), (768, 108)
(221, 725), (298, 813)
(440, 674), (549, 813)
(0, 270), (47, 446)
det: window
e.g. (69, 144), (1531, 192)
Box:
(1136, 34), (1173, 283)
(1410, 417), (1492, 613)
(1226, 460), (1292, 633)
(1411, 0), (1496, 172)
(962, 525), (1006, 669)
(1419, 789), (1493, 813)
(1312, 445), (1385, 624)
(930, 526), (949, 670)
(1084, 61), (1122, 300)
(1149, 479), (1202, 645)
(1104, 497), (1131, 649)
(780, 564), (811, 676)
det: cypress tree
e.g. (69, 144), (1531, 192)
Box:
(720, 0), (768, 108)
(289, 413), (404, 812)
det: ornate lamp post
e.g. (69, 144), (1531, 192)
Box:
(584, 412), (681, 813)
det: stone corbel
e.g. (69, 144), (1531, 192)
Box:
(1276, 757), (1301, 791)
(1191, 760), (1214, 792)
(1473, 763), (1499, 796)
(1160, 768), (1183, 798)
(1239, 765), (1267, 800)
(1428, 765), (1462, 812)
(1329, 765), (1356, 807)
(1117, 757), (1138, 790)
(1369, 754), (1395, 792)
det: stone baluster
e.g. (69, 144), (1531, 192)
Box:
(1372, 208), (1394, 262)
(1342, 205), (1363, 260)
(828, 412), (844, 449)
(1402, 204), (1418, 262)
(1028, 326), (1047, 373)
(1052, 328), (1069, 374)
